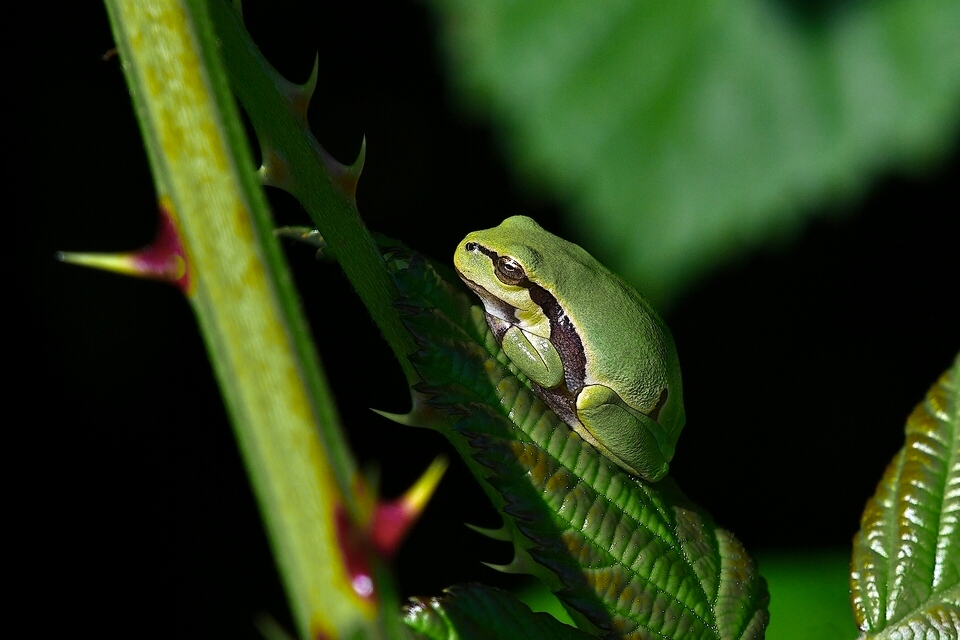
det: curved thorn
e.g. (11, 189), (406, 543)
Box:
(349, 135), (366, 177)
(287, 54), (319, 125)
(481, 560), (523, 575)
(402, 456), (448, 515)
(370, 456), (449, 557)
(58, 250), (142, 276)
(370, 408), (419, 427)
(317, 136), (366, 203)
(303, 53), (319, 104)
(483, 548), (538, 575)
(58, 198), (190, 293)
(333, 136), (366, 201)
(465, 522), (512, 541)
(483, 545), (539, 576)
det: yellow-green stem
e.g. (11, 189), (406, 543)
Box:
(101, 1), (386, 637)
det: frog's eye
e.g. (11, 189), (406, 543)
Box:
(495, 256), (526, 285)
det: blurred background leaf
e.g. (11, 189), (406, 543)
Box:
(426, 0), (960, 305)
(760, 552), (855, 639)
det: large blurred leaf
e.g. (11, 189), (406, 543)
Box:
(850, 353), (960, 637)
(426, 0), (960, 304)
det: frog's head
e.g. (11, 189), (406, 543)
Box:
(454, 216), (556, 329)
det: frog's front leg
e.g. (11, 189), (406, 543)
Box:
(575, 385), (670, 481)
(501, 325), (565, 389)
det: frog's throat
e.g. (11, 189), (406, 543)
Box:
(459, 267), (587, 390)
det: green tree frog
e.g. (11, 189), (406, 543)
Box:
(454, 216), (685, 481)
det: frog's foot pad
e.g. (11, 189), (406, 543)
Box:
(576, 385), (669, 481)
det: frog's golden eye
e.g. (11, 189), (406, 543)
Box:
(495, 256), (526, 285)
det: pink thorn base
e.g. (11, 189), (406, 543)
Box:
(334, 506), (377, 601)
(58, 200), (190, 294)
(133, 202), (190, 293)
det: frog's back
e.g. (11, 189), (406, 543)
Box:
(561, 249), (684, 433)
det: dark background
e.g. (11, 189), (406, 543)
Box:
(20, 1), (958, 637)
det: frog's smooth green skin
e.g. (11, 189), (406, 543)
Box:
(453, 216), (685, 481)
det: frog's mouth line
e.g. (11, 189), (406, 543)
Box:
(455, 269), (518, 325)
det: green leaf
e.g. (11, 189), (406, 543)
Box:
(403, 583), (594, 640)
(387, 245), (769, 638)
(425, 0), (960, 305)
(850, 352), (960, 638)
(513, 580), (578, 626)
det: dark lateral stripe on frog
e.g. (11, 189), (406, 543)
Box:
(649, 387), (668, 423)
(526, 283), (588, 394)
(474, 243), (588, 398)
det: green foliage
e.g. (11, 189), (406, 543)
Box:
(513, 580), (578, 626)
(403, 584), (594, 640)
(388, 244), (768, 637)
(425, 0), (960, 305)
(850, 353), (960, 638)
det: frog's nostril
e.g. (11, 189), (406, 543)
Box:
(465, 242), (478, 252)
